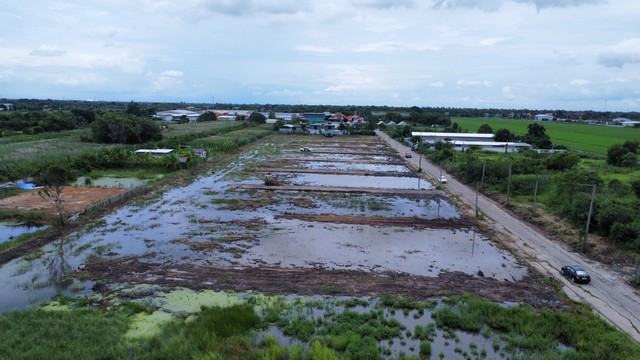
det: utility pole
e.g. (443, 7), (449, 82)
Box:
(506, 159), (512, 206)
(475, 182), (480, 218)
(582, 184), (597, 253)
(532, 177), (539, 214)
(480, 159), (486, 189)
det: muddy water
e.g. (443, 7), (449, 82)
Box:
(0, 139), (525, 310)
(235, 220), (523, 280)
(73, 176), (152, 188)
(277, 173), (434, 190)
(296, 162), (410, 173)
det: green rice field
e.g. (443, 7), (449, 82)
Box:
(452, 118), (639, 156)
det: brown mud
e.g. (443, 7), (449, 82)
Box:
(82, 257), (562, 308)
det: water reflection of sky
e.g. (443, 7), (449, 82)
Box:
(0, 141), (525, 312)
(278, 173), (434, 190)
(0, 224), (47, 244)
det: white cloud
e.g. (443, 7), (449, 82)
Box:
(478, 37), (509, 46)
(0, 0), (638, 110)
(598, 38), (640, 68)
(353, 0), (416, 9)
(354, 42), (439, 53)
(297, 45), (335, 54)
(30, 45), (66, 57)
(200, 0), (313, 16)
(456, 80), (492, 87)
(502, 86), (515, 99)
(570, 79), (590, 86)
(152, 70), (184, 90)
(602, 78), (630, 84)
(431, 0), (605, 11)
(54, 74), (108, 86)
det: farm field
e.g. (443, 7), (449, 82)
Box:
(452, 117), (639, 156)
(1, 134), (638, 358)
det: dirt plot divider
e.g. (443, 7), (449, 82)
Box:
(233, 184), (445, 196)
(277, 157), (406, 165)
(257, 167), (417, 178)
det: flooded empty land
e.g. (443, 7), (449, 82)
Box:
(0, 135), (582, 359)
(0, 135), (556, 313)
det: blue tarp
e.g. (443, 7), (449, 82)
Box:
(17, 181), (36, 190)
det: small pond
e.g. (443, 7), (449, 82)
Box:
(74, 176), (155, 188)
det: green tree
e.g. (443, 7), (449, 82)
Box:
(623, 140), (639, 154)
(524, 123), (552, 149)
(596, 200), (634, 236)
(621, 152), (638, 168)
(477, 124), (493, 134)
(545, 151), (580, 171)
(607, 144), (628, 166)
(631, 179), (640, 199)
(37, 164), (74, 226)
(90, 112), (162, 144)
(248, 112), (267, 124)
(125, 101), (142, 116)
(198, 112), (217, 122)
(494, 128), (515, 142)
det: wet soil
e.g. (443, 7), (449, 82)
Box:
(82, 257), (562, 308)
(276, 213), (475, 228)
(1, 136), (565, 312)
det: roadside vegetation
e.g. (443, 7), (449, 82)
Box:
(1, 293), (638, 359)
(386, 119), (640, 272)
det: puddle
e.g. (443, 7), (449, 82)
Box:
(296, 153), (397, 162)
(73, 176), (152, 188)
(296, 161), (410, 173)
(0, 239), (94, 312)
(232, 220), (524, 280)
(277, 173), (434, 190)
(269, 193), (459, 220)
(0, 224), (47, 244)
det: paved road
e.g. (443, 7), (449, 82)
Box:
(376, 130), (640, 342)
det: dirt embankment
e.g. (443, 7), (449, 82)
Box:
(82, 257), (562, 309)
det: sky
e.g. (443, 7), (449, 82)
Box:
(1, 0), (639, 111)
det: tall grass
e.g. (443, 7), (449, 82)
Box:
(0, 308), (131, 359)
(432, 296), (640, 359)
(2, 294), (640, 359)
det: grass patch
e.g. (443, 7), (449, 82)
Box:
(0, 307), (131, 359)
(432, 295), (640, 359)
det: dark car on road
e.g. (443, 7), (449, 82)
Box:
(560, 265), (591, 284)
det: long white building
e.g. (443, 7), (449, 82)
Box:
(411, 132), (532, 153)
